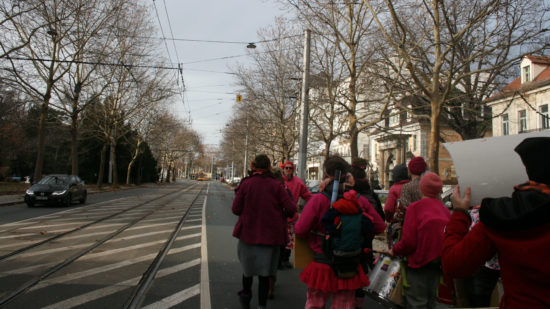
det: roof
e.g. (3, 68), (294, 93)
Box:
(487, 55), (550, 102)
(525, 55), (550, 65)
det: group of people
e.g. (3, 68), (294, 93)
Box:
(230, 136), (550, 309)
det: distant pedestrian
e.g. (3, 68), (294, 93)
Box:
(351, 158), (384, 221)
(442, 137), (550, 309)
(384, 163), (410, 248)
(388, 172), (451, 309)
(279, 161), (312, 269)
(232, 154), (297, 309)
(396, 156), (428, 221)
(295, 156), (385, 309)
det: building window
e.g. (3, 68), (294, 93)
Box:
(502, 114), (509, 136)
(523, 66), (530, 82)
(413, 135), (417, 152)
(519, 110), (527, 133)
(389, 113), (399, 126)
(541, 104), (549, 129)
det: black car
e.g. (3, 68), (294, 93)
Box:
(24, 174), (87, 207)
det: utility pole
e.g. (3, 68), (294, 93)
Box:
(297, 29), (311, 181)
(243, 114), (249, 177)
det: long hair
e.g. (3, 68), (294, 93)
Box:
(323, 155), (350, 182)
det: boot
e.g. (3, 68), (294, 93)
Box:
(267, 277), (275, 299)
(238, 290), (252, 309)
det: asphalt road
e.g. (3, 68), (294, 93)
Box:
(0, 180), (395, 308)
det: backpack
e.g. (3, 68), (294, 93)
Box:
(321, 190), (373, 278)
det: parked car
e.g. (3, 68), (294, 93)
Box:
(24, 174), (87, 207)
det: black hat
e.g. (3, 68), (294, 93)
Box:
(393, 164), (409, 182)
(514, 137), (550, 185)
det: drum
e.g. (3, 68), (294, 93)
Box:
(365, 254), (403, 307)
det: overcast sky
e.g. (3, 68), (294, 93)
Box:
(152, 0), (289, 146)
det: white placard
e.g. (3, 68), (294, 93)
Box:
(443, 131), (550, 206)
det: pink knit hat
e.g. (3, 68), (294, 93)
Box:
(408, 156), (427, 175)
(420, 172), (443, 198)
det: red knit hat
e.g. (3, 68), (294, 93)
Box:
(420, 172), (443, 198)
(408, 156), (427, 175)
(280, 161), (294, 170)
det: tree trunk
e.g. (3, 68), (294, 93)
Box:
(70, 96), (79, 175)
(165, 162), (171, 183)
(126, 140), (141, 185)
(111, 140), (118, 187)
(33, 91), (52, 182)
(428, 101), (441, 174)
(97, 142), (108, 187)
(349, 112), (359, 160)
(324, 141), (331, 161)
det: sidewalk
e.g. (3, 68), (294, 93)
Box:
(0, 194), (23, 206)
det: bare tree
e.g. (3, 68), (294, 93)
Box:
(285, 0), (389, 160)
(0, 1), (45, 58)
(233, 17), (303, 164)
(51, 0), (128, 176)
(365, 0), (549, 172)
(2, 0), (82, 181)
(148, 112), (202, 183)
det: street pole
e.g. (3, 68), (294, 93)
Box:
(243, 114), (249, 177)
(232, 140), (235, 180)
(297, 29), (311, 181)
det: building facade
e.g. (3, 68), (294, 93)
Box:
(487, 55), (550, 136)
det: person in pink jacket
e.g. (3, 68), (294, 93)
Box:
(387, 172), (451, 309)
(295, 156), (386, 309)
(232, 154), (297, 309)
(279, 161), (313, 269)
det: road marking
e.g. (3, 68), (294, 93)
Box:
(41, 259), (201, 309)
(201, 183), (212, 309)
(31, 243), (202, 290)
(141, 284), (200, 309)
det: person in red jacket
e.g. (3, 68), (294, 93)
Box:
(442, 137), (550, 309)
(295, 156), (386, 309)
(232, 154), (297, 309)
(279, 161), (312, 269)
(388, 172), (451, 309)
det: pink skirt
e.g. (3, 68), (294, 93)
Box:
(299, 261), (370, 293)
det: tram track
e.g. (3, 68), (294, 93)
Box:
(0, 185), (197, 262)
(0, 182), (207, 308)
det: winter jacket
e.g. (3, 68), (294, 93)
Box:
(284, 175), (313, 205)
(384, 179), (409, 221)
(295, 189), (386, 254)
(392, 198), (450, 268)
(442, 186), (550, 309)
(232, 174), (297, 246)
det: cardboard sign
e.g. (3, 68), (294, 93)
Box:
(443, 131), (550, 206)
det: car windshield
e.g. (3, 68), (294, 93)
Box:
(38, 175), (69, 185)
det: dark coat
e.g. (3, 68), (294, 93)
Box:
(232, 174), (297, 246)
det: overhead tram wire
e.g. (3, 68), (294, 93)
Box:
(153, 0), (191, 122)
(152, 0), (174, 66)
(159, 0), (189, 119)
(4, 56), (180, 70)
